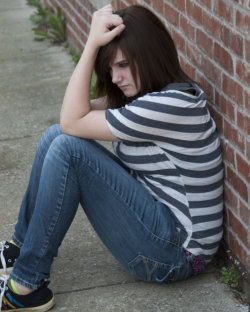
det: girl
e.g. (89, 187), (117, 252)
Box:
(0, 4), (223, 311)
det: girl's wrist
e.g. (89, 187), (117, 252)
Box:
(85, 38), (100, 54)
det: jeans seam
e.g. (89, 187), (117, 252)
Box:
(11, 235), (22, 248)
(10, 272), (41, 290)
(27, 153), (71, 281)
(37, 154), (70, 269)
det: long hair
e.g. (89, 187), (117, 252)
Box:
(94, 5), (193, 109)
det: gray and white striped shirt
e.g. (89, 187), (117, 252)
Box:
(106, 82), (224, 262)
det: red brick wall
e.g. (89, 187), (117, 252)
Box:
(42, 0), (250, 272)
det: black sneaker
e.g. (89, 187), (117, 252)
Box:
(0, 241), (20, 275)
(0, 276), (55, 311)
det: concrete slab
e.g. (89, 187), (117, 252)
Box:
(53, 274), (246, 312)
(0, 79), (66, 140)
(0, 1), (248, 312)
(0, 4), (47, 59)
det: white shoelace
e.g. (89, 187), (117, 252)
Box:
(0, 241), (8, 274)
(0, 274), (9, 309)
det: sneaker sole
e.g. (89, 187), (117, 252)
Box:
(4, 295), (55, 311)
(0, 267), (12, 275)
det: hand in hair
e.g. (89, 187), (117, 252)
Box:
(87, 4), (125, 49)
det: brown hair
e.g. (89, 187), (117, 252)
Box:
(94, 5), (193, 109)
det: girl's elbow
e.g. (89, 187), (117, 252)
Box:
(60, 120), (72, 135)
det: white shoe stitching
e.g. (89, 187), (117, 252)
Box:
(0, 241), (7, 274)
(0, 274), (9, 309)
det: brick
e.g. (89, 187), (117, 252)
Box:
(152, 0), (164, 15)
(247, 140), (250, 160)
(117, 0), (127, 10)
(236, 153), (250, 183)
(208, 105), (223, 133)
(180, 15), (195, 41)
(186, 43), (203, 68)
(186, 0), (203, 24)
(61, 1), (75, 20)
(81, 8), (92, 24)
(67, 26), (84, 50)
(223, 206), (229, 242)
(214, 0), (233, 24)
(224, 182), (238, 213)
(215, 91), (235, 121)
(214, 42), (233, 74)
(221, 26), (244, 57)
(237, 110), (250, 135)
(245, 90), (250, 112)
(201, 57), (221, 86)
(171, 29), (186, 54)
(233, 0), (245, 7)
(226, 166), (248, 201)
(195, 0), (211, 10)
(164, 2), (179, 26)
(239, 200), (250, 227)
(196, 73), (214, 102)
(74, 12), (90, 34)
(220, 138), (235, 167)
(228, 210), (250, 250)
(179, 56), (196, 81)
(246, 39), (250, 63)
(202, 10), (222, 41)
(184, 62), (196, 81)
(236, 60), (250, 86)
(167, 0), (185, 11)
(236, 9), (250, 35)
(229, 231), (250, 271)
(224, 119), (245, 153)
(82, 0), (95, 13)
(222, 74), (244, 106)
(196, 28), (213, 57)
(125, 0), (137, 5)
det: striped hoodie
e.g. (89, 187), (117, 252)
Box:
(105, 82), (224, 262)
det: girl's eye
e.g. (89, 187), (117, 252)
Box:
(119, 62), (128, 68)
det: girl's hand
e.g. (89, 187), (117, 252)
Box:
(87, 4), (125, 49)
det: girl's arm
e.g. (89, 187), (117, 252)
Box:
(60, 5), (125, 141)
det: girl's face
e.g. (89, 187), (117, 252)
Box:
(109, 48), (141, 97)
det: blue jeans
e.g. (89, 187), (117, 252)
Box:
(10, 125), (193, 289)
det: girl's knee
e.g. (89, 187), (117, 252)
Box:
(48, 132), (80, 155)
(36, 124), (62, 157)
(44, 124), (61, 139)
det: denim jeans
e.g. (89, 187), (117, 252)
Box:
(10, 124), (193, 289)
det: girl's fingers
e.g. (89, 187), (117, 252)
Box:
(98, 4), (114, 13)
(107, 14), (123, 27)
(107, 23), (125, 39)
(88, 5), (124, 47)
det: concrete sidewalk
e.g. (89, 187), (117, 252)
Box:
(0, 1), (247, 311)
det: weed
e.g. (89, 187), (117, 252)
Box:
(27, 0), (67, 43)
(26, 0), (40, 6)
(63, 42), (82, 65)
(90, 73), (97, 100)
(220, 265), (241, 289)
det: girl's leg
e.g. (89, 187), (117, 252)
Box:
(11, 134), (192, 290)
(12, 125), (62, 247)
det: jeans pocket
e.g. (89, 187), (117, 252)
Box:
(128, 255), (179, 283)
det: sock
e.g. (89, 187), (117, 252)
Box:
(9, 279), (21, 295)
(10, 240), (19, 248)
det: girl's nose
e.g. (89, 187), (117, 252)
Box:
(111, 69), (122, 84)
